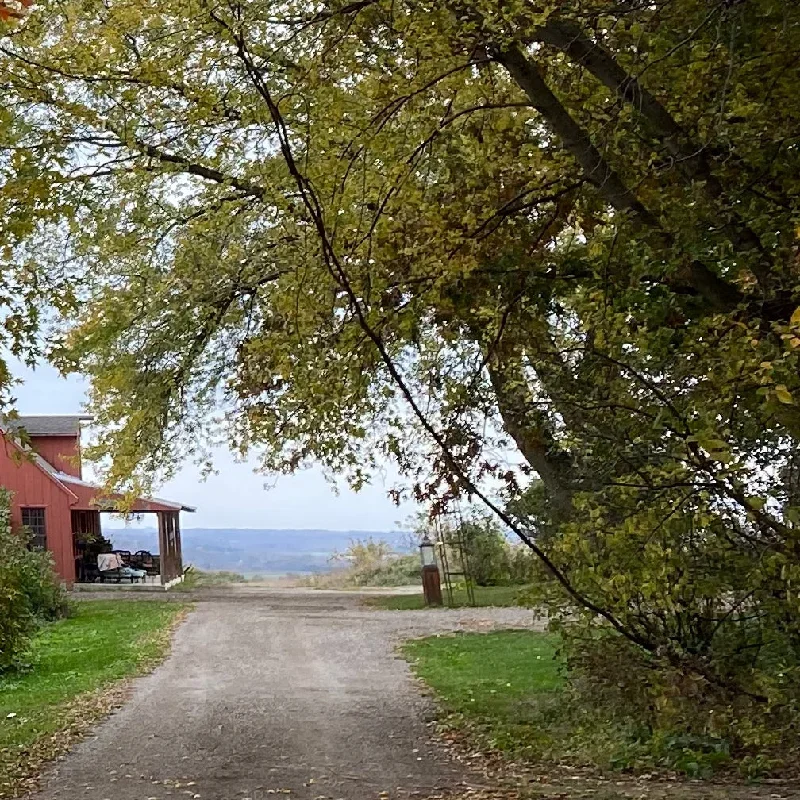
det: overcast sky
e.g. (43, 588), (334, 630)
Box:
(9, 359), (415, 531)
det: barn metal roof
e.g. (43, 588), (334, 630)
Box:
(11, 414), (93, 436)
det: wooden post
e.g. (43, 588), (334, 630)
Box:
(157, 511), (167, 586)
(157, 510), (183, 587)
(173, 512), (183, 577)
(167, 513), (173, 583)
(421, 564), (443, 606)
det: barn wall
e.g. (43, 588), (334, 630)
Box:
(29, 435), (81, 478)
(0, 437), (76, 583)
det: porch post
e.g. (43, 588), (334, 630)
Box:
(174, 512), (183, 577)
(157, 511), (168, 586)
(167, 512), (176, 582)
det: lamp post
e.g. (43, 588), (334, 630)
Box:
(419, 534), (443, 606)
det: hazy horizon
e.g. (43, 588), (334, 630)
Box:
(103, 526), (415, 574)
(104, 525), (407, 532)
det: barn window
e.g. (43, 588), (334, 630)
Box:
(22, 507), (47, 550)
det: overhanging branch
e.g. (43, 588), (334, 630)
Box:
(208, 4), (659, 653)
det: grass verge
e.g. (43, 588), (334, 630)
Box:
(0, 599), (188, 798)
(367, 584), (526, 610)
(402, 630), (562, 760)
(402, 631), (797, 798)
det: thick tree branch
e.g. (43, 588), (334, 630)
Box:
(494, 42), (746, 314)
(496, 43), (650, 220)
(534, 18), (771, 286)
(486, 347), (575, 518)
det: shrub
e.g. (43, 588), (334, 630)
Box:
(457, 515), (537, 587)
(533, 621), (800, 776)
(337, 539), (420, 586)
(355, 553), (420, 586)
(0, 488), (70, 672)
(305, 538), (420, 588)
(505, 541), (538, 585)
(460, 518), (509, 586)
(512, 481), (800, 776)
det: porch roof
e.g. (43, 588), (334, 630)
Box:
(56, 472), (196, 513)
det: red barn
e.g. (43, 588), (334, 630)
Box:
(0, 415), (194, 586)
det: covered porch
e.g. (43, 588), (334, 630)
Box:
(65, 477), (194, 588)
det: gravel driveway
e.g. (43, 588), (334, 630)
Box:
(29, 587), (538, 800)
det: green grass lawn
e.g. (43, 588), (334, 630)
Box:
(402, 629), (563, 757)
(367, 584), (526, 610)
(0, 600), (187, 798)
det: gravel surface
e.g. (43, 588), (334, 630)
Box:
(29, 587), (539, 800)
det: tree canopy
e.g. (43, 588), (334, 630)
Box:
(3, 0), (800, 749)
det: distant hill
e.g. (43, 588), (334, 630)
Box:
(103, 527), (413, 576)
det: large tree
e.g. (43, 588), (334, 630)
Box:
(3, 0), (800, 741)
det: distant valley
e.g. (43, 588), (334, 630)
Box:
(104, 527), (412, 576)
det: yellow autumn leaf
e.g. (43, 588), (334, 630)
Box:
(791, 306), (800, 326)
(775, 385), (794, 404)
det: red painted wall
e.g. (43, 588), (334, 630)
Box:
(0, 437), (76, 584)
(29, 435), (81, 478)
